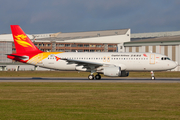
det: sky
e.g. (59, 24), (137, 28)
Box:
(1, 0), (180, 34)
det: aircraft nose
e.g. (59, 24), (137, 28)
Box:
(170, 61), (178, 69)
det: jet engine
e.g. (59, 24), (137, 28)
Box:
(103, 67), (129, 77)
(103, 67), (121, 77)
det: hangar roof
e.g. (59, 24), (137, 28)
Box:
(124, 35), (180, 47)
(36, 29), (129, 41)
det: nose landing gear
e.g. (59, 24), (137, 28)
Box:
(151, 71), (155, 80)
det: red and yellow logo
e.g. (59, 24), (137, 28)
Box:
(55, 56), (61, 61)
(14, 34), (32, 47)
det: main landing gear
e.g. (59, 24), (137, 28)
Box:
(88, 74), (101, 80)
(151, 71), (155, 80)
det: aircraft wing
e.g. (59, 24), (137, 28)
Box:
(61, 58), (104, 68)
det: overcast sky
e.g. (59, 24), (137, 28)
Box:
(1, 0), (180, 34)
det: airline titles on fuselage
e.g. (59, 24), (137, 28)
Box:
(111, 54), (143, 57)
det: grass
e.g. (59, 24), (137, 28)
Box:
(0, 71), (180, 78)
(0, 83), (180, 120)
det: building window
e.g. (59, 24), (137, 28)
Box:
(77, 44), (83, 47)
(108, 45), (113, 48)
(71, 44), (77, 47)
(96, 50), (101, 52)
(84, 44), (89, 47)
(65, 44), (70, 47)
(46, 44), (51, 47)
(84, 50), (89, 52)
(71, 49), (76, 52)
(57, 44), (64, 47)
(90, 45), (96, 47)
(78, 50), (83, 52)
(96, 45), (101, 47)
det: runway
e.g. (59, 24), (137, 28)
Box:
(0, 77), (180, 83)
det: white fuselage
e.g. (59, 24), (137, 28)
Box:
(27, 52), (177, 72)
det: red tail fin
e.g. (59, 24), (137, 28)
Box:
(10, 25), (42, 54)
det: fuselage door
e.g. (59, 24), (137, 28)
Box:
(150, 54), (155, 64)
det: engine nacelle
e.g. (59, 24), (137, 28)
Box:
(103, 67), (121, 77)
(102, 67), (129, 77)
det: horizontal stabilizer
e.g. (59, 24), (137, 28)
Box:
(6, 54), (29, 60)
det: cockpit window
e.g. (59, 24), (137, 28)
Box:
(161, 57), (170, 60)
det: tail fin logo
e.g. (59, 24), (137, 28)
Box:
(14, 34), (33, 47)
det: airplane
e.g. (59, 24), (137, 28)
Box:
(7, 25), (177, 80)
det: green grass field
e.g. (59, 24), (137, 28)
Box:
(0, 83), (180, 120)
(0, 71), (180, 78)
(0, 71), (180, 119)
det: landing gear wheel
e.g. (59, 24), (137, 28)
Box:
(150, 71), (155, 80)
(151, 76), (155, 80)
(95, 74), (101, 80)
(88, 75), (94, 80)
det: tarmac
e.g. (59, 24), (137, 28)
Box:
(0, 77), (180, 83)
